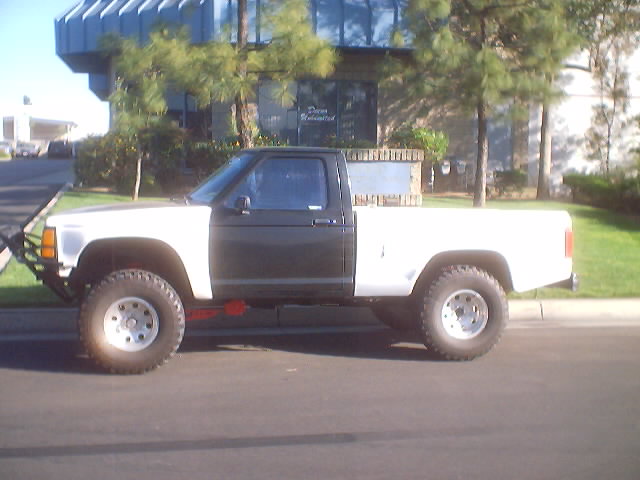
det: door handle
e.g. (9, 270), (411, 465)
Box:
(313, 218), (337, 226)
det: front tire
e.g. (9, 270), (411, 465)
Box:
(78, 270), (185, 374)
(420, 266), (507, 360)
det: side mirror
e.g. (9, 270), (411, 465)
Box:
(234, 196), (251, 215)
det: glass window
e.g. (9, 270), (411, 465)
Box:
(338, 82), (377, 144)
(298, 81), (338, 146)
(296, 80), (377, 147)
(225, 158), (328, 211)
(189, 152), (254, 204)
(257, 81), (298, 144)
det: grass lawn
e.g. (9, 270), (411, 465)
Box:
(0, 191), (638, 308)
(423, 195), (640, 299)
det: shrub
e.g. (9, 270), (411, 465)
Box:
(74, 129), (289, 195)
(254, 134), (288, 147)
(386, 124), (448, 162)
(184, 134), (287, 183)
(323, 135), (377, 149)
(494, 170), (527, 197)
(386, 124), (449, 192)
(185, 140), (239, 183)
(74, 134), (132, 188)
(563, 173), (640, 213)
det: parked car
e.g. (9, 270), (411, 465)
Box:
(14, 141), (40, 158)
(47, 140), (73, 158)
(0, 141), (13, 157)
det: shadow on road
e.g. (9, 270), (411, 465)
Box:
(182, 329), (441, 362)
(0, 330), (443, 374)
(0, 340), (96, 374)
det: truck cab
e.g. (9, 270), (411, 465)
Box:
(197, 148), (355, 300)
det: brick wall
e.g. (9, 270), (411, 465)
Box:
(342, 148), (423, 206)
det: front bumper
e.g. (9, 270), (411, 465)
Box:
(549, 272), (579, 292)
(0, 228), (76, 303)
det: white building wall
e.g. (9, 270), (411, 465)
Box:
(528, 49), (640, 192)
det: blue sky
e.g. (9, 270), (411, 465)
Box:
(0, 0), (109, 138)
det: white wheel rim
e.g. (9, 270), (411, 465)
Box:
(441, 289), (489, 340)
(103, 297), (160, 352)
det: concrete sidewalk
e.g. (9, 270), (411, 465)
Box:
(1, 299), (639, 337)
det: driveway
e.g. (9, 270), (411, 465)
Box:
(0, 157), (73, 249)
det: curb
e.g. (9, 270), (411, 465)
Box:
(0, 182), (73, 273)
(510, 298), (640, 328)
(0, 306), (380, 335)
(1, 300), (639, 337)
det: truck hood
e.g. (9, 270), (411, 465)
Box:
(46, 201), (213, 236)
(58, 201), (171, 216)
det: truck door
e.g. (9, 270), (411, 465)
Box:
(210, 152), (348, 299)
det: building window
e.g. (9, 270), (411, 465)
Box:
(298, 80), (338, 146)
(258, 80), (377, 146)
(257, 81), (298, 144)
(337, 81), (377, 145)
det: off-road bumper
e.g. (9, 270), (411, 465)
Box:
(0, 227), (76, 303)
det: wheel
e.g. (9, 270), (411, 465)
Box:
(420, 266), (507, 360)
(78, 270), (185, 374)
(372, 301), (419, 331)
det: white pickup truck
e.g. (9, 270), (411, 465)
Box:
(2, 147), (577, 373)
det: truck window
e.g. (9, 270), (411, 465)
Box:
(189, 152), (254, 204)
(225, 157), (328, 211)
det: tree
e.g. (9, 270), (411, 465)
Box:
(399, 0), (575, 207)
(584, 38), (632, 176)
(531, 0), (581, 200)
(106, 36), (169, 201)
(568, 0), (640, 177)
(157, 0), (336, 148)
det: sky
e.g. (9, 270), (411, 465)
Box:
(0, 0), (109, 139)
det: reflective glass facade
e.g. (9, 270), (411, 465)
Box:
(258, 80), (377, 146)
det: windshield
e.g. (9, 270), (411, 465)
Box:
(188, 152), (255, 204)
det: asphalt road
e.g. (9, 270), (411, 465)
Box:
(0, 157), (73, 229)
(0, 326), (638, 480)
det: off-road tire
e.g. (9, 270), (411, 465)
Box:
(78, 270), (185, 374)
(420, 265), (507, 360)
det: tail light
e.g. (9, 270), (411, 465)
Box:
(41, 227), (57, 260)
(565, 229), (574, 258)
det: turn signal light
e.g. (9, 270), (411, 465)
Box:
(565, 229), (574, 258)
(41, 227), (57, 260)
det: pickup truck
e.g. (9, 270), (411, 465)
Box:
(2, 147), (577, 374)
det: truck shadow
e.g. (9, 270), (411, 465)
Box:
(0, 329), (445, 374)
(179, 329), (444, 363)
(0, 340), (95, 374)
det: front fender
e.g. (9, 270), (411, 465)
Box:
(47, 204), (214, 300)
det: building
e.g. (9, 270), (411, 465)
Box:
(55, 1), (640, 191)
(3, 108), (77, 150)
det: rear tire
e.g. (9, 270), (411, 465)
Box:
(78, 270), (185, 374)
(420, 266), (507, 360)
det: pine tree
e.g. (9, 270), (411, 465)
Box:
(398, 0), (576, 206)
(157, 0), (336, 148)
(106, 36), (169, 201)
